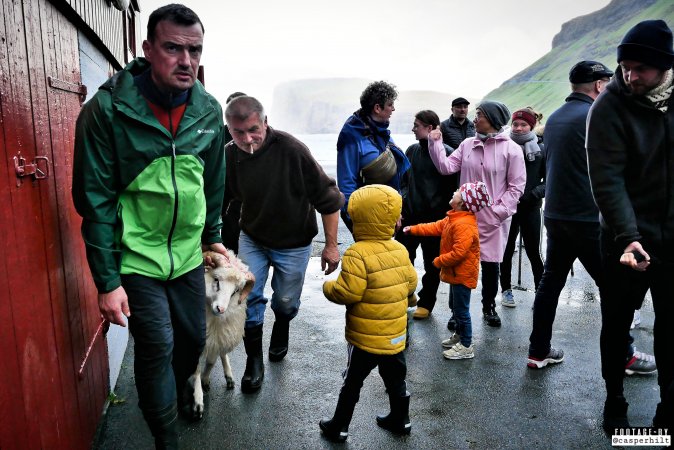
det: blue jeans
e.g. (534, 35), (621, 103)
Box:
(238, 232), (312, 328)
(451, 284), (472, 347)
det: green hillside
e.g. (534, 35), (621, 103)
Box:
(485, 0), (674, 120)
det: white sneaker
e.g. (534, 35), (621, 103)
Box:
(501, 289), (516, 308)
(630, 310), (641, 330)
(443, 343), (474, 360)
(441, 333), (460, 349)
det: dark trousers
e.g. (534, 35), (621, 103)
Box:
(599, 234), (674, 427)
(339, 344), (407, 405)
(395, 227), (441, 312)
(529, 219), (603, 358)
(481, 261), (499, 310)
(123, 266), (206, 424)
(500, 208), (544, 291)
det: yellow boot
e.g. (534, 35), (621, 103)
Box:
(413, 307), (430, 320)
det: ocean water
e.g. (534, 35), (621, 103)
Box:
(294, 133), (418, 178)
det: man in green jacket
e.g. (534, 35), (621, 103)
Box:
(72, 5), (230, 448)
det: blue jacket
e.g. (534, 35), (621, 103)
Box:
(336, 110), (410, 214)
(543, 92), (598, 222)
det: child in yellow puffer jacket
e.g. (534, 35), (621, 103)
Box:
(319, 184), (417, 443)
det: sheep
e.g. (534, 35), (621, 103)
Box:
(189, 250), (253, 420)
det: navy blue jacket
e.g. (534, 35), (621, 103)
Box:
(543, 92), (598, 222)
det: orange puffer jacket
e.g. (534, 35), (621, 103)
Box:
(409, 210), (480, 289)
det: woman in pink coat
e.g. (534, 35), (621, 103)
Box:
(428, 101), (526, 327)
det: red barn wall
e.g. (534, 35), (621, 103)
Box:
(0, 0), (139, 448)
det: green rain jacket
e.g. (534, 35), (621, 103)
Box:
(73, 58), (225, 293)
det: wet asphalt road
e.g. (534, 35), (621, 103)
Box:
(93, 223), (662, 449)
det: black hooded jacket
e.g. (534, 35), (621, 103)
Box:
(587, 66), (674, 259)
(401, 139), (457, 224)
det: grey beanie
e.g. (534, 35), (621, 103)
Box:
(476, 101), (511, 131)
(617, 19), (674, 71)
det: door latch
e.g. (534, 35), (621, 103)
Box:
(13, 153), (49, 186)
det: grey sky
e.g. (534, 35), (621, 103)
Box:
(139, 0), (611, 109)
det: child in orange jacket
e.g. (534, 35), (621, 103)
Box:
(403, 181), (492, 359)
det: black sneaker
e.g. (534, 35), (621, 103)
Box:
(447, 315), (457, 331)
(483, 308), (501, 327)
(527, 348), (564, 369)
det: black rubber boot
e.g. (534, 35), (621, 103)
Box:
(319, 392), (357, 443)
(241, 324), (264, 393)
(269, 319), (290, 362)
(602, 396), (630, 435)
(376, 392), (411, 435)
(143, 404), (179, 450)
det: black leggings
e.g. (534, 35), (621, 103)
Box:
(481, 261), (500, 311)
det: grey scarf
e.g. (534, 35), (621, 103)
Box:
(510, 130), (540, 161)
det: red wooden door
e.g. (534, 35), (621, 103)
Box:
(0, 0), (108, 448)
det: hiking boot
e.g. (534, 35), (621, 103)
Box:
(527, 348), (564, 369)
(630, 310), (641, 330)
(483, 307), (501, 327)
(602, 397), (630, 435)
(625, 350), (656, 375)
(501, 289), (515, 308)
(443, 343), (475, 360)
(447, 315), (457, 331)
(413, 307), (430, 320)
(441, 333), (460, 349)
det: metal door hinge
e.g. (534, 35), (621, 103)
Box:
(13, 153), (49, 186)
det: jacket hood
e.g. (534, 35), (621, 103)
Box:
(348, 184), (402, 241)
(343, 110), (371, 135)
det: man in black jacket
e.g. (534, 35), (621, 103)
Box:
(440, 97), (475, 150)
(587, 20), (674, 433)
(225, 96), (344, 393)
(527, 61), (613, 369)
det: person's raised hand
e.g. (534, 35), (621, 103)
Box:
(429, 126), (442, 142)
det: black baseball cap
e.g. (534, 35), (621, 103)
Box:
(569, 61), (614, 83)
(451, 97), (470, 107)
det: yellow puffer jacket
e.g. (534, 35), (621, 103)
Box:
(323, 185), (418, 354)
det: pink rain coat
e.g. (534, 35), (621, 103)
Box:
(428, 132), (526, 262)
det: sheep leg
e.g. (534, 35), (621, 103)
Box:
(221, 351), (235, 389)
(191, 361), (205, 420)
(201, 351), (218, 392)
